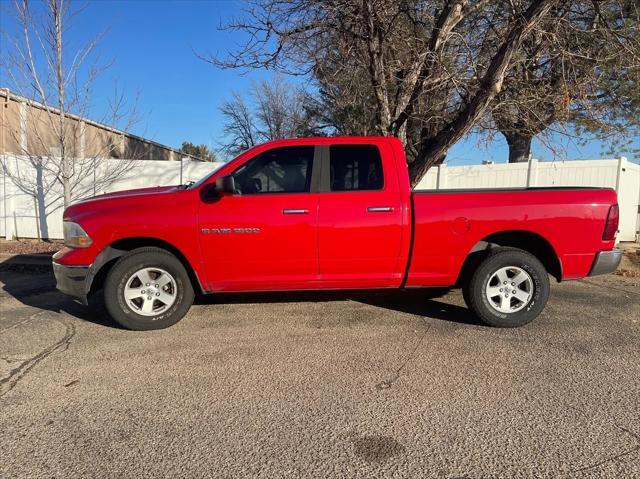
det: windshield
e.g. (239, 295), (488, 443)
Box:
(188, 170), (217, 189)
(187, 146), (256, 189)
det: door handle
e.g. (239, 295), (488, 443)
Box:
(367, 206), (393, 212)
(282, 209), (309, 214)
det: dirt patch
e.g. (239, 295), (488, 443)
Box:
(622, 247), (640, 266)
(617, 243), (640, 278)
(615, 268), (640, 278)
(0, 239), (62, 255)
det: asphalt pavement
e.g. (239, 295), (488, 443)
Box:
(1, 263), (639, 478)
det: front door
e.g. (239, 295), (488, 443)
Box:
(198, 145), (320, 291)
(318, 144), (405, 288)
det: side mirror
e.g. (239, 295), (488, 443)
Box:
(215, 175), (236, 195)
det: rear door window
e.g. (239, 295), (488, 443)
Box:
(329, 145), (383, 191)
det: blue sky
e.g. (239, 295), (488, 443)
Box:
(1, 0), (637, 164)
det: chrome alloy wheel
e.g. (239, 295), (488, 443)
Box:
(123, 267), (177, 317)
(485, 266), (533, 314)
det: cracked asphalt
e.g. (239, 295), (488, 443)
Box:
(1, 265), (639, 478)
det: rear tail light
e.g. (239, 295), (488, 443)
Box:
(602, 204), (619, 241)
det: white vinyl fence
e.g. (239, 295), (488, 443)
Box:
(415, 157), (639, 242)
(0, 156), (223, 240)
(1, 155), (639, 242)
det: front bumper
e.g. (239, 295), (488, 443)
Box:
(588, 249), (622, 276)
(53, 261), (91, 304)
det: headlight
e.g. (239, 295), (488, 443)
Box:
(63, 221), (93, 248)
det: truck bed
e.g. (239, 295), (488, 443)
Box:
(406, 187), (618, 287)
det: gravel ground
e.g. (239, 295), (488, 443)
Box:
(0, 239), (61, 255)
(0, 266), (639, 479)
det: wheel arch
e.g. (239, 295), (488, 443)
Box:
(456, 230), (562, 285)
(88, 237), (204, 296)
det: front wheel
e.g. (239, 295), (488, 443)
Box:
(104, 247), (195, 330)
(463, 248), (550, 327)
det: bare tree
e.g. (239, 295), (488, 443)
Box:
(490, 0), (640, 162)
(219, 91), (257, 156)
(1, 0), (140, 235)
(308, 37), (379, 137)
(219, 76), (322, 157)
(205, 0), (564, 185)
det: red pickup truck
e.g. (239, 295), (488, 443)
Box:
(53, 137), (621, 330)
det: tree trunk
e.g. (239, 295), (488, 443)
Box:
(408, 147), (446, 185)
(35, 161), (49, 238)
(363, 0), (391, 134)
(33, 196), (41, 241)
(503, 132), (532, 163)
(54, 0), (71, 209)
(406, 0), (556, 187)
(62, 168), (71, 208)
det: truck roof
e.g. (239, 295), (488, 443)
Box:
(256, 136), (401, 147)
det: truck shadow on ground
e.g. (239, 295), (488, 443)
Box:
(0, 257), (119, 328)
(0, 257), (481, 328)
(197, 289), (482, 326)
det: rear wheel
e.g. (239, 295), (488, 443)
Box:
(463, 248), (550, 327)
(104, 247), (194, 330)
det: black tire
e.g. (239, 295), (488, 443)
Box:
(104, 247), (195, 330)
(462, 247), (550, 327)
(461, 279), (473, 308)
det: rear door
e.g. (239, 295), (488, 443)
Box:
(199, 145), (320, 291)
(317, 142), (406, 288)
